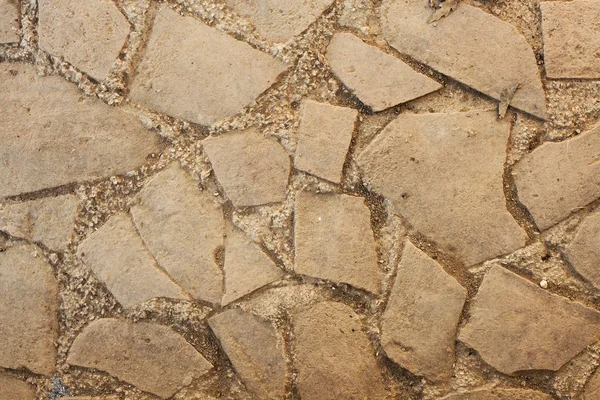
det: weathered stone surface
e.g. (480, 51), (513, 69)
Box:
(294, 301), (388, 400)
(459, 266), (600, 374)
(0, 0), (19, 43)
(564, 210), (600, 289)
(203, 129), (291, 207)
(0, 63), (162, 199)
(382, 242), (466, 382)
(295, 100), (356, 183)
(513, 123), (600, 231)
(0, 244), (58, 375)
(358, 111), (526, 266)
(440, 388), (553, 400)
(584, 367), (600, 400)
(327, 32), (441, 111)
(381, 0), (546, 119)
(0, 375), (36, 400)
(67, 318), (212, 399)
(209, 309), (286, 399)
(294, 191), (381, 293)
(0, 195), (79, 251)
(131, 164), (224, 304)
(78, 212), (189, 307)
(38, 0), (130, 81)
(130, 6), (287, 125)
(541, 1), (600, 79)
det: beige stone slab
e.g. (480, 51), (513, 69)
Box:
(440, 388), (553, 400)
(129, 6), (287, 125)
(0, 375), (36, 400)
(0, 244), (58, 375)
(358, 110), (526, 266)
(564, 210), (600, 289)
(381, 0), (546, 119)
(0, 0), (19, 43)
(584, 367), (600, 400)
(327, 32), (441, 112)
(67, 318), (212, 399)
(459, 266), (600, 374)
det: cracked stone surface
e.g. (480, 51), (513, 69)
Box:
(0, 375), (36, 400)
(0, 0), (18, 43)
(440, 388), (553, 400)
(564, 210), (600, 289)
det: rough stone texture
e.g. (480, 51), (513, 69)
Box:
(0, 63), (162, 199)
(0, 0), (19, 43)
(358, 110), (526, 266)
(78, 212), (189, 307)
(513, 122), (600, 231)
(541, 1), (600, 79)
(294, 191), (381, 293)
(440, 388), (553, 400)
(0, 375), (36, 400)
(564, 210), (600, 289)
(38, 0), (130, 81)
(203, 129), (291, 207)
(327, 32), (441, 111)
(131, 164), (224, 304)
(67, 318), (212, 399)
(381, 0), (547, 119)
(208, 309), (286, 399)
(459, 266), (600, 374)
(382, 242), (466, 382)
(295, 100), (357, 183)
(0, 195), (79, 251)
(0, 244), (58, 375)
(129, 6), (287, 125)
(584, 367), (600, 400)
(294, 301), (388, 400)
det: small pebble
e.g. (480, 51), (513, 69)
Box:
(540, 279), (548, 289)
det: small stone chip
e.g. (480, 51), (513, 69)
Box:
(440, 388), (553, 400)
(0, 375), (36, 400)
(564, 210), (600, 289)
(0, 0), (19, 43)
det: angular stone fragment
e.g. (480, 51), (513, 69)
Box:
(0, 195), (79, 251)
(131, 164), (224, 304)
(0, 375), (36, 400)
(513, 123), (600, 231)
(0, 0), (19, 43)
(130, 6), (287, 125)
(209, 309), (286, 399)
(459, 266), (600, 374)
(38, 0), (130, 81)
(382, 242), (466, 382)
(294, 192), (381, 293)
(203, 129), (291, 207)
(294, 301), (388, 400)
(67, 318), (212, 399)
(0, 244), (58, 375)
(327, 32), (441, 111)
(78, 212), (189, 307)
(564, 210), (600, 289)
(381, 0), (546, 119)
(0, 63), (162, 199)
(440, 388), (553, 400)
(584, 367), (600, 400)
(358, 111), (526, 266)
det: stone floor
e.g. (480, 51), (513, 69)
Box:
(1, 0), (600, 399)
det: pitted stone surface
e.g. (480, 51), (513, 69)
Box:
(0, 375), (36, 400)
(440, 388), (553, 400)
(0, 0), (19, 43)
(564, 210), (600, 289)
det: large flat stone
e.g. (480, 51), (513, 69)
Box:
(0, 375), (36, 400)
(440, 388), (553, 400)
(564, 210), (600, 289)
(0, 0), (19, 43)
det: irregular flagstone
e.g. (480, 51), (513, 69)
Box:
(208, 309), (286, 399)
(584, 367), (600, 400)
(513, 123), (600, 231)
(326, 32), (441, 111)
(131, 164), (224, 305)
(129, 6), (287, 125)
(0, 195), (79, 251)
(0, 63), (162, 199)
(0, 244), (58, 375)
(294, 191), (381, 293)
(67, 318), (213, 399)
(203, 129), (291, 207)
(459, 266), (600, 374)
(294, 301), (388, 400)
(382, 242), (466, 382)
(0, 375), (36, 400)
(295, 100), (357, 183)
(78, 212), (189, 307)
(0, 0), (19, 43)
(440, 388), (553, 400)
(380, 0), (546, 119)
(38, 0), (130, 81)
(358, 110), (527, 266)
(564, 210), (600, 289)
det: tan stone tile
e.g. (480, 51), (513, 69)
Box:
(440, 388), (553, 400)
(584, 366), (600, 400)
(0, 375), (36, 400)
(0, 0), (19, 43)
(564, 210), (600, 289)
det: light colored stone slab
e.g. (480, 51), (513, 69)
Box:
(440, 388), (553, 400)
(459, 266), (600, 374)
(381, 0), (546, 119)
(0, 63), (162, 199)
(0, 244), (57, 375)
(209, 309), (286, 399)
(513, 123), (600, 231)
(130, 6), (287, 125)
(564, 210), (600, 289)
(78, 212), (189, 307)
(382, 242), (466, 382)
(0, 0), (19, 43)
(294, 191), (381, 293)
(358, 110), (526, 266)
(131, 164), (224, 305)
(584, 367), (600, 400)
(327, 32), (441, 111)
(67, 318), (212, 399)
(203, 129), (291, 207)
(0, 375), (36, 400)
